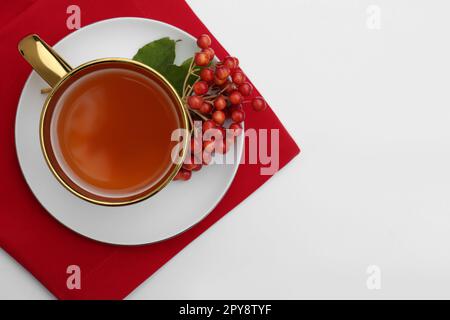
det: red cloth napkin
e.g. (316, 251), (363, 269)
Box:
(0, 0), (300, 299)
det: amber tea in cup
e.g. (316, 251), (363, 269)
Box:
(19, 35), (189, 205)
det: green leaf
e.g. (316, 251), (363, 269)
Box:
(163, 58), (197, 96)
(133, 37), (176, 74)
(133, 38), (204, 97)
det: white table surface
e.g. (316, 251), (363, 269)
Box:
(2, 0), (450, 299)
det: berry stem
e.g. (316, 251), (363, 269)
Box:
(189, 108), (209, 121)
(202, 95), (218, 100)
(216, 84), (231, 95)
(186, 85), (194, 98)
(182, 58), (195, 96)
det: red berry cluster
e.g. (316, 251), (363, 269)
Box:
(175, 34), (267, 181)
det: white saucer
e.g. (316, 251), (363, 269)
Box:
(15, 17), (243, 245)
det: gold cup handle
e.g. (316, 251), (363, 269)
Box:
(18, 34), (72, 88)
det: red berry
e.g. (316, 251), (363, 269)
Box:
(174, 171), (182, 180)
(194, 52), (209, 66)
(233, 57), (240, 68)
(214, 95), (227, 111)
(224, 83), (236, 94)
(215, 66), (231, 80)
(229, 91), (243, 105)
(199, 102), (212, 114)
(202, 151), (213, 165)
(216, 126), (226, 139)
(183, 155), (202, 171)
(202, 47), (215, 60)
(200, 68), (214, 82)
(231, 109), (245, 123)
(229, 122), (243, 136)
(197, 34), (211, 49)
(252, 97), (267, 112)
(218, 80), (232, 91)
(214, 76), (227, 86)
(215, 139), (227, 154)
(204, 127), (224, 141)
(238, 82), (253, 96)
(174, 168), (191, 181)
(231, 71), (246, 85)
(223, 56), (238, 70)
(188, 95), (203, 110)
(212, 110), (226, 125)
(193, 81), (209, 95)
(202, 119), (216, 132)
(182, 163), (196, 171)
(229, 104), (243, 113)
(228, 104), (242, 118)
(203, 140), (215, 154)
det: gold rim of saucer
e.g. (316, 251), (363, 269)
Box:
(39, 58), (190, 206)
